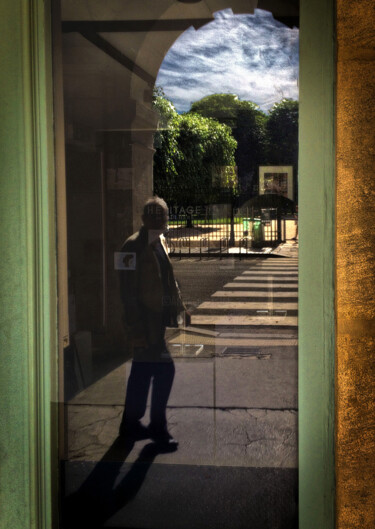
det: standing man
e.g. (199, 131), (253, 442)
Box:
(118, 197), (188, 446)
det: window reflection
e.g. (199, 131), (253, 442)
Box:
(58, 2), (299, 528)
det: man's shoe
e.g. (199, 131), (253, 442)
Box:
(119, 421), (149, 441)
(148, 425), (178, 447)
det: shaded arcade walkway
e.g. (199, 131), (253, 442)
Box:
(62, 244), (298, 528)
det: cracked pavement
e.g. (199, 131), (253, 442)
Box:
(63, 250), (298, 528)
(66, 344), (297, 467)
(65, 251), (298, 468)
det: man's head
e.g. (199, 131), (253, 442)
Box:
(142, 197), (169, 231)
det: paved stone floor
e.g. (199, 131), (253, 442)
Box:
(61, 242), (299, 528)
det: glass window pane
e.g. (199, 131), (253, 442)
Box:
(56, 3), (299, 527)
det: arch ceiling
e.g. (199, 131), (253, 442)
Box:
(61, 0), (299, 131)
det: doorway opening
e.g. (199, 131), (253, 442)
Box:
(56, 2), (299, 528)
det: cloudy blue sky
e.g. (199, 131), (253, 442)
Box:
(156, 9), (299, 113)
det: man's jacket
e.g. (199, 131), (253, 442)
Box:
(118, 227), (184, 345)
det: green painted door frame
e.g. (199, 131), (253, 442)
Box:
(0, 1), (58, 528)
(0, 0), (335, 528)
(299, 0), (335, 527)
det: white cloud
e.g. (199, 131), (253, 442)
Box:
(156, 9), (299, 113)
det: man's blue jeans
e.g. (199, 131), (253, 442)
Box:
(121, 351), (175, 433)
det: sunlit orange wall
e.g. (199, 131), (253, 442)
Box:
(336, 1), (375, 527)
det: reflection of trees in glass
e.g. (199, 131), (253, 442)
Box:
(266, 100), (299, 199)
(153, 89), (299, 209)
(152, 90), (237, 213)
(266, 99), (298, 165)
(190, 94), (267, 196)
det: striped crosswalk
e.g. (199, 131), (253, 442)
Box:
(212, 291), (298, 298)
(224, 282), (296, 288)
(169, 257), (298, 350)
(198, 301), (298, 310)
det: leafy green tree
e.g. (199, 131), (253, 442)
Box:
(234, 103), (267, 195)
(266, 99), (299, 199)
(190, 93), (239, 128)
(173, 113), (237, 205)
(190, 94), (267, 197)
(152, 86), (177, 128)
(152, 93), (237, 216)
(266, 99), (298, 164)
(152, 90), (181, 191)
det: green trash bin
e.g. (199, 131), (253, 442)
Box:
(242, 217), (251, 236)
(252, 218), (263, 247)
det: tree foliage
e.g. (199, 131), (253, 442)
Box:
(152, 87), (177, 128)
(190, 93), (240, 128)
(153, 92), (237, 208)
(266, 99), (298, 166)
(265, 99), (299, 200)
(152, 90), (181, 187)
(153, 90), (299, 208)
(190, 94), (267, 195)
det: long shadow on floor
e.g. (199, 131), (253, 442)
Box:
(62, 441), (298, 529)
(62, 437), (177, 528)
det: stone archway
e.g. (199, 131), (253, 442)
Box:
(60, 0), (299, 374)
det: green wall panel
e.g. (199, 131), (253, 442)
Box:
(0, 0), (57, 528)
(299, 0), (335, 527)
(0, 1), (32, 526)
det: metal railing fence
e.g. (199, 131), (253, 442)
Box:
(165, 205), (286, 258)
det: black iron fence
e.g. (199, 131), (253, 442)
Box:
(165, 205), (287, 258)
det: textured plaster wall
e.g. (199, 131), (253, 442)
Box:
(336, 1), (375, 527)
(0, 2), (32, 527)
